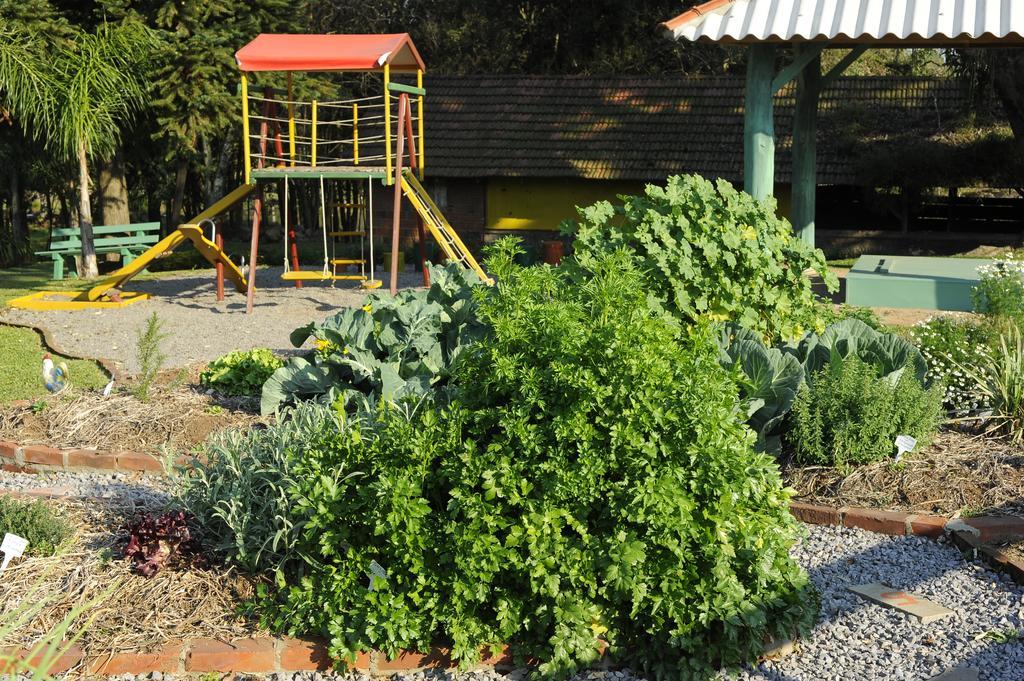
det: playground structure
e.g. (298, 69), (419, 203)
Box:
(9, 33), (488, 313)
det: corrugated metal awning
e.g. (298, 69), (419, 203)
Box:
(662, 0), (1024, 46)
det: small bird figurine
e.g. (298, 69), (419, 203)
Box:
(42, 353), (70, 394)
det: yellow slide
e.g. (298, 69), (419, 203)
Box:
(8, 184), (253, 311)
(399, 169), (493, 285)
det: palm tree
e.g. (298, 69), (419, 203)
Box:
(53, 20), (154, 277)
(0, 22), (59, 263)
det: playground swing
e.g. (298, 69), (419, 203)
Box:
(280, 175), (380, 287)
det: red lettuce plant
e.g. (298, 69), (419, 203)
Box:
(122, 510), (203, 576)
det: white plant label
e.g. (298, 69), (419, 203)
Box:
(0, 533), (28, 573)
(894, 434), (917, 462)
(366, 560), (389, 591)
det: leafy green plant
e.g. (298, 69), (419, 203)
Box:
(816, 304), (884, 331)
(133, 311), (167, 401)
(0, 496), (73, 556)
(973, 256), (1024, 323)
(177, 401), (347, 575)
(909, 315), (996, 414)
(786, 356), (944, 468)
(961, 324), (1024, 443)
(718, 319), (930, 452)
(200, 348), (283, 396)
(716, 324), (803, 454)
(251, 241), (815, 680)
(564, 173), (837, 342)
(261, 262), (486, 415)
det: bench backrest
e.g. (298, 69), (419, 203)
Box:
(49, 222), (161, 251)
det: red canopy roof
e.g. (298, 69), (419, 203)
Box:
(235, 34), (425, 73)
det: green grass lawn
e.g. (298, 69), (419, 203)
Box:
(0, 325), (109, 403)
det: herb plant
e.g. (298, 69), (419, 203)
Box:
(133, 312), (168, 401)
(178, 400), (346, 575)
(0, 496), (73, 556)
(200, 348), (283, 396)
(564, 174), (837, 342)
(249, 241), (815, 680)
(786, 356), (944, 468)
(718, 319), (930, 453)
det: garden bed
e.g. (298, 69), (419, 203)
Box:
(0, 494), (264, 659)
(0, 375), (263, 455)
(785, 430), (1024, 518)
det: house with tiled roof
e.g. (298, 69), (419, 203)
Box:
(376, 74), (1018, 256)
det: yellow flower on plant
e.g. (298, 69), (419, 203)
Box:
(362, 303), (372, 313)
(741, 225), (758, 240)
(314, 339), (330, 350)
(590, 617), (608, 636)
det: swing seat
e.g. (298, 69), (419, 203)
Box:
(281, 271), (335, 281)
(327, 230), (367, 237)
(329, 258), (366, 265)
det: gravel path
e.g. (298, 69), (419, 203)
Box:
(739, 524), (1024, 681)
(2, 471), (1022, 680)
(0, 267), (428, 374)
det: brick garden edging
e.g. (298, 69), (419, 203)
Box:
(0, 440), (186, 474)
(3, 638), (512, 676)
(789, 502), (1024, 584)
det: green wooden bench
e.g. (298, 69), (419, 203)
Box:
(35, 222), (161, 279)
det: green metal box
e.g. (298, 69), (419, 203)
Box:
(845, 255), (992, 311)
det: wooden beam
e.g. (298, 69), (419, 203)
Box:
(744, 44), (777, 200)
(820, 45), (869, 88)
(772, 43), (826, 94)
(791, 45), (822, 247)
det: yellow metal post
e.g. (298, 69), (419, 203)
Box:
(241, 74), (251, 184)
(353, 103), (359, 165)
(384, 63), (392, 184)
(311, 99), (318, 167)
(287, 73), (296, 167)
(417, 69), (425, 179)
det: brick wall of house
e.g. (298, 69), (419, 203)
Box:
(370, 177), (488, 260)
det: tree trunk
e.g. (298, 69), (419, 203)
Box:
(9, 166), (29, 263)
(99, 148), (131, 225)
(169, 157), (188, 230)
(987, 50), (1024, 157)
(77, 140), (99, 278)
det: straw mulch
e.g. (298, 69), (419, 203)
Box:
(785, 430), (1024, 518)
(0, 497), (265, 660)
(0, 383), (265, 454)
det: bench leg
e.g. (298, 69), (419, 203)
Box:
(52, 255), (64, 280)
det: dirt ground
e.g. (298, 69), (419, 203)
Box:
(0, 266), (428, 375)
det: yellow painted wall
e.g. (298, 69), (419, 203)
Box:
(486, 178), (646, 231)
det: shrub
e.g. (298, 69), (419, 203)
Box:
(200, 348), (283, 396)
(909, 315), (995, 414)
(786, 356), (944, 468)
(565, 174), (837, 342)
(261, 262), (486, 415)
(0, 496), (73, 556)
(973, 256), (1024, 323)
(252, 242), (815, 680)
(962, 324), (1024, 443)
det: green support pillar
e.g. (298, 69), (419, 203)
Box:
(744, 44), (777, 200)
(791, 46), (821, 247)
